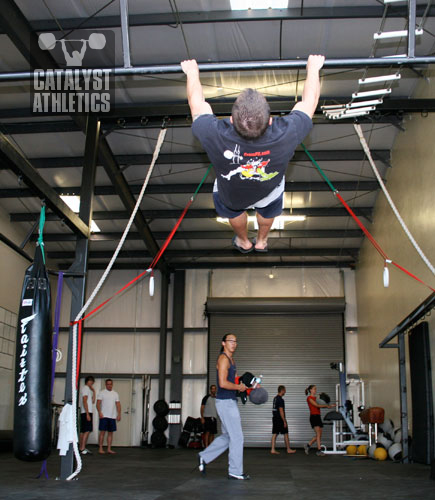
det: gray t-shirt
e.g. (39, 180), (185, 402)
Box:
(201, 394), (217, 418)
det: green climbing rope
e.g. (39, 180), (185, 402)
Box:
(37, 205), (46, 264)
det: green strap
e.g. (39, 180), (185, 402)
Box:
(37, 205), (46, 264)
(192, 164), (213, 199)
(301, 143), (337, 193)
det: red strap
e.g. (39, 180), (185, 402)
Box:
(334, 192), (435, 292)
(76, 319), (83, 388)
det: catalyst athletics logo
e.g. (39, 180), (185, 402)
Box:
(31, 30), (115, 114)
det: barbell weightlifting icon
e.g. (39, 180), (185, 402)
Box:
(38, 32), (106, 51)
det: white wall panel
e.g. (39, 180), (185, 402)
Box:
(183, 333), (207, 375)
(182, 378), (207, 425)
(184, 269), (209, 328)
(210, 268), (343, 298)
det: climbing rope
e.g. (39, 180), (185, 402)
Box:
(301, 143), (435, 293)
(354, 123), (435, 276)
(67, 128), (166, 480)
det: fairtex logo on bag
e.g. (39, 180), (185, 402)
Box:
(31, 30), (115, 114)
(17, 313), (37, 407)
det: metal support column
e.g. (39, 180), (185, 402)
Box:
(158, 272), (169, 400)
(169, 270), (185, 446)
(120, 0), (132, 68)
(408, 0), (417, 58)
(60, 115), (100, 479)
(398, 332), (409, 463)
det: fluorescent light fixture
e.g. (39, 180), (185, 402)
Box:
(358, 73), (401, 85)
(330, 111), (370, 120)
(230, 0), (288, 10)
(374, 29), (423, 40)
(352, 88), (392, 99)
(60, 195), (101, 233)
(217, 214), (305, 230)
(381, 53), (407, 58)
(321, 104), (346, 110)
(346, 99), (383, 108)
(383, 0), (408, 4)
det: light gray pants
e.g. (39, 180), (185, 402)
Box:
(199, 398), (244, 476)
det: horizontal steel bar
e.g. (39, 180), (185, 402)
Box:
(48, 248), (359, 259)
(81, 260), (355, 270)
(1, 150), (388, 169)
(1, 57), (435, 82)
(11, 207), (373, 221)
(15, 6), (435, 33)
(32, 229), (364, 242)
(379, 292), (435, 347)
(0, 181), (380, 199)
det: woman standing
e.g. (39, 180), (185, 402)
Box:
(304, 385), (334, 456)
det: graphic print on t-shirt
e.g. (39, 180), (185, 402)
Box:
(221, 145), (279, 183)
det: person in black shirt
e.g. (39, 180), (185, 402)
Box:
(181, 55), (324, 253)
(271, 385), (296, 455)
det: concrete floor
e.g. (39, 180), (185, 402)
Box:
(0, 446), (433, 500)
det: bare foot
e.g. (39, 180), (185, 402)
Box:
(287, 449), (297, 454)
(271, 450), (280, 455)
(107, 449), (117, 454)
(99, 449), (105, 455)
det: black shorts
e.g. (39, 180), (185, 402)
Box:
(310, 414), (323, 429)
(80, 412), (93, 433)
(272, 418), (288, 435)
(203, 417), (217, 434)
(213, 190), (283, 219)
(99, 417), (117, 432)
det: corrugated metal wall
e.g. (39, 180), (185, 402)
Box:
(207, 298), (344, 447)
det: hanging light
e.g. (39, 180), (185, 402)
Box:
(358, 74), (401, 85)
(374, 29), (423, 40)
(352, 88), (392, 99)
(346, 99), (383, 108)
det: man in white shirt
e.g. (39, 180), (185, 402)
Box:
(96, 379), (121, 454)
(79, 375), (96, 455)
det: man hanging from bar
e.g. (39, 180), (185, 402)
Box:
(181, 55), (324, 253)
(181, 55), (325, 253)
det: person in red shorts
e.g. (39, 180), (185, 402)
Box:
(304, 384), (334, 456)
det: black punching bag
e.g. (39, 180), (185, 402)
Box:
(14, 244), (52, 461)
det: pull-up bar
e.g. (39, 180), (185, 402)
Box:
(1, 56), (435, 82)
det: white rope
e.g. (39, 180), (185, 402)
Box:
(66, 128), (167, 480)
(354, 123), (435, 276)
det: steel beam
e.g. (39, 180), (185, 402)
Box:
(81, 260), (355, 270)
(169, 270), (185, 447)
(3, 150), (388, 170)
(120, 0), (132, 68)
(0, 181), (380, 199)
(0, 0), (165, 271)
(408, 0), (417, 58)
(11, 206), (373, 222)
(32, 229), (363, 243)
(398, 332), (409, 464)
(47, 248), (359, 260)
(158, 272), (169, 401)
(1, 56), (435, 82)
(5, 6), (435, 34)
(0, 133), (89, 238)
(61, 114), (99, 479)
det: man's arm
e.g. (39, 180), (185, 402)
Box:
(96, 398), (103, 418)
(279, 407), (287, 427)
(293, 55), (325, 118)
(200, 404), (205, 423)
(116, 401), (121, 421)
(83, 395), (90, 419)
(181, 59), (213, 121)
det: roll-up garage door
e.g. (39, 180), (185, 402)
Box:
(206, 297), (345, 447)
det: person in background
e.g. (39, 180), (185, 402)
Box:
(271, 385), (296, 455)
(97, 379), (121, 455)
(79, 375), (96, 455)
(200, 384), (218, 447)
(304, 384), (334, 456)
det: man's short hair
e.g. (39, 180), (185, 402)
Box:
(85, 375), (95, 384)
(105, 378), (113, 384)
(278, 385), (285, 393)
(210, 384), (216, 390)
(231, 89), (270, 140)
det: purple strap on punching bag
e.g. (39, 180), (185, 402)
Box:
(37, 272), (64, 479)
